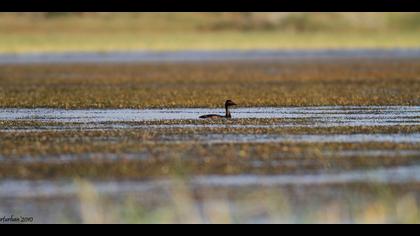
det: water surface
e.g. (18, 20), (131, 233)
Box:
(2, 49), (420, 64)
(1, 106), (419, 126)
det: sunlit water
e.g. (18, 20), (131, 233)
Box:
(1, 106), (419, 144)
(1, 106), (419, 125)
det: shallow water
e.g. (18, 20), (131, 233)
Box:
(2, 149), (419, 165)
(2, 165), (420, 199)
(1, 106), (419, 144)
(161, 133), (420, 144)
(1, 49), (420, 64)
(0, 153), (150, 164)
(3, 164), (420, 223)
(1, 105), (420, 223)
(1, 106), (419, 126)
(193, 166), (420, 186)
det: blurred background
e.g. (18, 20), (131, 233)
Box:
(1, 13), (420, 224)
(0, 12), (419, 53)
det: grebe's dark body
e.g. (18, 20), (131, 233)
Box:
(199, 100), (237, 119)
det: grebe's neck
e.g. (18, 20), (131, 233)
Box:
(225, 105), (231, 118)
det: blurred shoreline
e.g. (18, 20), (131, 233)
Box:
(1, 48), (420, 64)
(1, 13), (420, 54)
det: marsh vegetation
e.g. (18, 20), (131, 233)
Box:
(0, 51), (420, 223)
(1, 59), (420, 108)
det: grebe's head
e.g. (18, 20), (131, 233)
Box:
(225, 100), (237, 107)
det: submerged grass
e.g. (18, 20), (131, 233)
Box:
(2, 123), (420, 135)
(1, 144), (420, 179)
(0, 59), (420, 108)
(0, 124), (419, 179)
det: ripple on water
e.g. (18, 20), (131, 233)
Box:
(0, 106), (419, 126)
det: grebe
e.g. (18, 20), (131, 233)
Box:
(199, 100), (237, 119)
